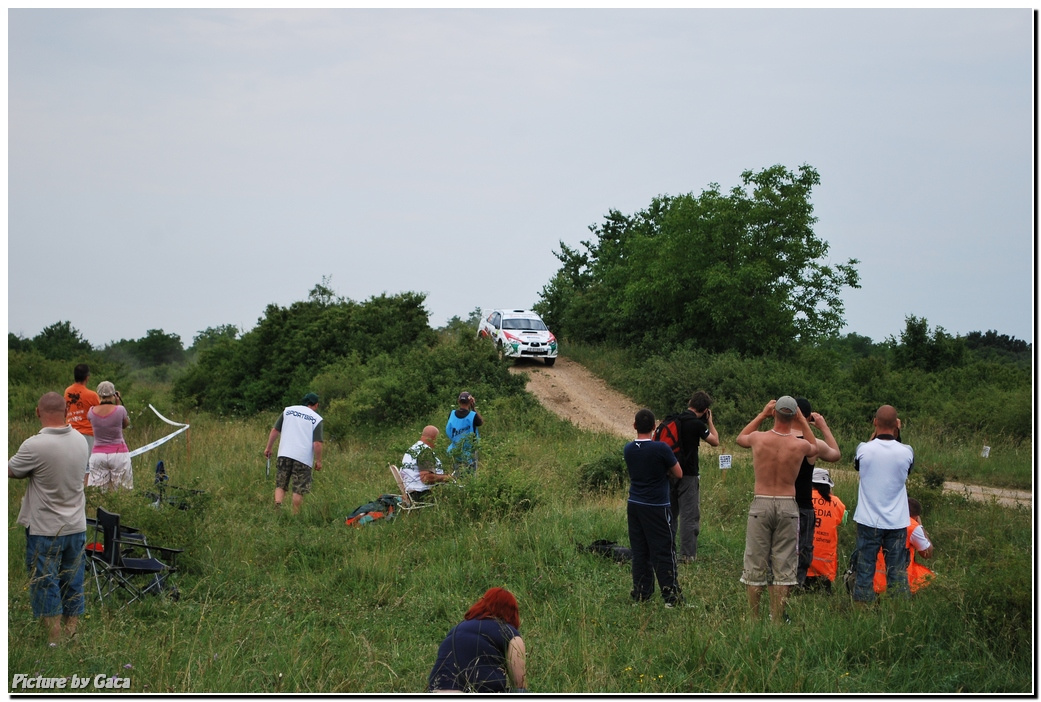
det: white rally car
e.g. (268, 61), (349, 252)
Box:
(477, 309), (558, 366)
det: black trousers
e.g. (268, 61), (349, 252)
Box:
(627, 502), (681, 604)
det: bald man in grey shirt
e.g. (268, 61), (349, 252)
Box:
(9, 392), (89, 646)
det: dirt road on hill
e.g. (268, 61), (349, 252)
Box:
(510, 356), (1032, 509)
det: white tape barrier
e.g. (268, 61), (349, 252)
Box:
(127, 405), (190, 458)
(147, 404), (189, 427)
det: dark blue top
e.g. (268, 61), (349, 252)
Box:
(428, 617), (520, 693)
(624, 439), (677, 506)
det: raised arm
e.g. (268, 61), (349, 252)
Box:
(810, 413), (841, 463)
(736, 400), (775, 448)
(794, 412), (818, 458)
(704, 410), (720, 448)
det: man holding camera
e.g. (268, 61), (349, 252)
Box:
(852, 405), (914, 603)
(446, 391), (483, 475)
(793, 397), (842, 588)
(735, 397), (818, 623)
(669, 391), (719, 563)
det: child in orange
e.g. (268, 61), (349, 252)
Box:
(805, 467), (845, 593)
(873, 497), (935, 594)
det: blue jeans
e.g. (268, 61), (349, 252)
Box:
(853, 523), (909, 602)
(25, 529), (86, 618)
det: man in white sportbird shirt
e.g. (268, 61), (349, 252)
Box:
(264, 392), (324, 514)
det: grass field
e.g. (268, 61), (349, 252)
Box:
(6, 389), (1033, 693)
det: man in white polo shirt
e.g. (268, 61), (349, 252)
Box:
(851, 404), (914, 603)
(264, 392), (323, 514)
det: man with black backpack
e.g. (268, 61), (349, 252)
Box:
(665, 391), (719, 563)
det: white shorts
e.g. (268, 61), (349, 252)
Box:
(88, 452), (134, 490)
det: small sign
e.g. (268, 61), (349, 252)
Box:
(719, 454), (732, 470)
(981, 446), (991, 458)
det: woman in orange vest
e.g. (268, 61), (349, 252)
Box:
(805, 467), (845, 593)
(873, 497), (935, 594)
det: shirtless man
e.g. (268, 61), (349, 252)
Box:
(735, 396), (818, 623)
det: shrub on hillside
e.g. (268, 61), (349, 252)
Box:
(439, 468), (540, 521)
(578, 452), (627, 493)
(316, 334), (526, 433)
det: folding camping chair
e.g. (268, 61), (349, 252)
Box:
(388, 464), (436, 510)
(90, 507), (183, 607)
(85, 515), (151, 602)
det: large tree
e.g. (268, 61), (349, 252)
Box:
(536, 164), (860, 355)
(29, 321), (94, 360)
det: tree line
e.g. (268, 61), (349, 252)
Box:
(9, 163), (1030, 440)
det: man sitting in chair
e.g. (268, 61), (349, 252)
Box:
(401, 426), (452, 504)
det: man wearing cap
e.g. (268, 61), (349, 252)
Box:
(806, 467), (846, 593)
(792, 398), (842, 588)
(852, 405), (914, 603)
(735, 397), (818, 623)
(445, 392), (483, 475)
(265, 392), (323, 514)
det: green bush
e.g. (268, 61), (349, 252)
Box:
(440, 468), (541, 522)
(173, 288), (438, 415)
(578, 452), (628, 493)
(316, 334), (526, 433)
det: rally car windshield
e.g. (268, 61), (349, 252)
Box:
(502, 318), (548, 332)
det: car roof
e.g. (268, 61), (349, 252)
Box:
(495, 309), (542, 318)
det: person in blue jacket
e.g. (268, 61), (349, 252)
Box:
(428, 587), (527, 693)
(445, 392), (483, 475)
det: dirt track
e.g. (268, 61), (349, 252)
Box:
(510, 356), (1032, 509)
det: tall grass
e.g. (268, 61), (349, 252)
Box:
(7, 384), (1032, 693)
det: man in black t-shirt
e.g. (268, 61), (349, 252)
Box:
(669, 391), (719, 563)
(793, 397), (841, 587)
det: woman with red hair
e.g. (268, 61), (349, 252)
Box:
(428, 587), (527, 693)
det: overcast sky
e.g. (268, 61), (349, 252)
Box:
(8, 8), (1035, 349)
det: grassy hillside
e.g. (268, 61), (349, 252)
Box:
(7, 384), (1032, 693)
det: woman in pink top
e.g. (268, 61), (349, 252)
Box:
(87, 381), (132, 491)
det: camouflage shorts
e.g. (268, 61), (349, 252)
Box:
(275, 456), (313, 495)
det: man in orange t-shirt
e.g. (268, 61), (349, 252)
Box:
(64, 364), (99, 479)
